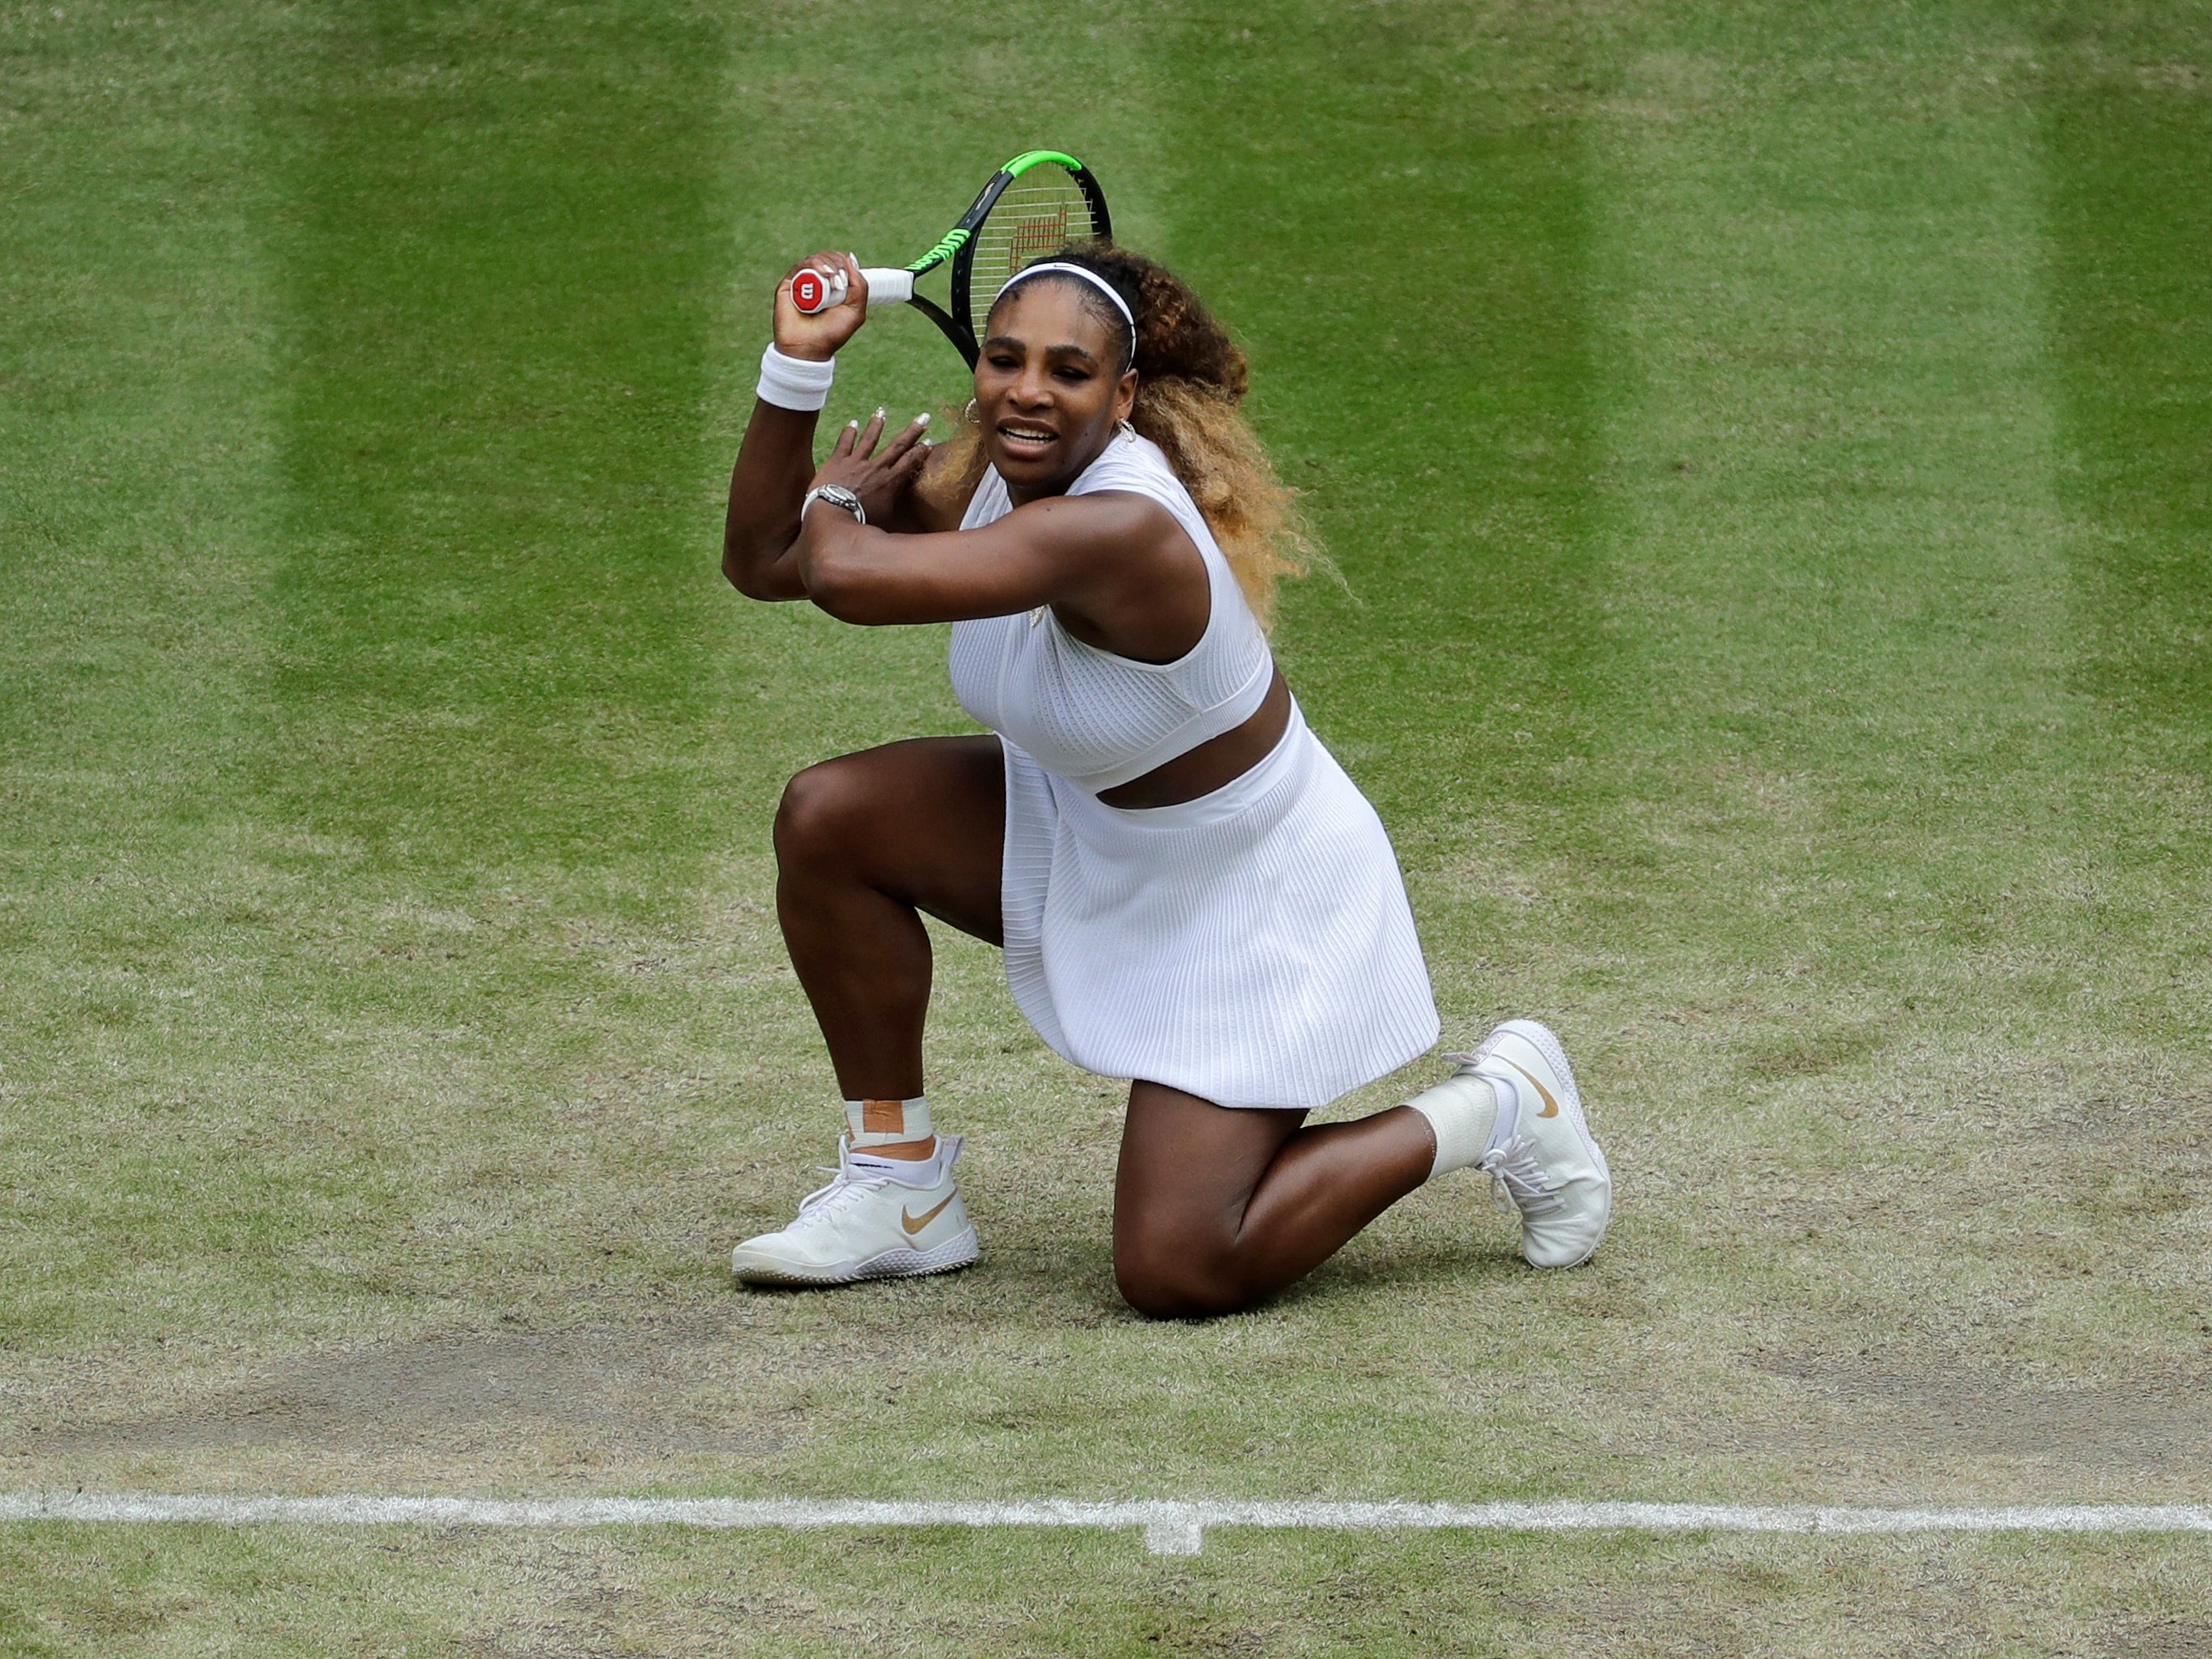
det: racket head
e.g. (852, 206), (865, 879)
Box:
(944, 151), (1112, 365)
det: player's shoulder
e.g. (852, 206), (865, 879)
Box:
(1067, 434), (1201, 517)
(1067, 431), (1171, 487)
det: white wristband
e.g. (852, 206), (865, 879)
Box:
(757, 343), (836, 412)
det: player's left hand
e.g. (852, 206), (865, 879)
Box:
(810, 408), (932, 523)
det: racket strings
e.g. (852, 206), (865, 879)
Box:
(968, 168), (1101, 340)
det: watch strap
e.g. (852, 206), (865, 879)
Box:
(801, 484), (866, 526)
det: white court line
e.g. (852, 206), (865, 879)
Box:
(4, 1494), (2210, 1555)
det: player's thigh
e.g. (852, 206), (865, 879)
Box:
(1113, 1081), (1305, 1260)
(774, 734), (1006, 945)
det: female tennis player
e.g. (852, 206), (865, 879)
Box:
(720, 245), (1610, 1316)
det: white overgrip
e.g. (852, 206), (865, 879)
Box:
(861, 267), (914, 304)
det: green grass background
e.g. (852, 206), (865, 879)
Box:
(3, 0), (2209, 1651)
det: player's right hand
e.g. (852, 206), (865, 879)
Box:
(774, 251), (866, 361)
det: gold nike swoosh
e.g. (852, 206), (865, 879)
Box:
(1499, 1056), (1560, 1118)
(901, 1193), (956, 1236)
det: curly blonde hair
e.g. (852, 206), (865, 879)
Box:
(919, 243), (1318, 624)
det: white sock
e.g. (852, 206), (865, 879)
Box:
(849, 1142), (943, 1186)
(849, 1132), (958, 1188)
(1406, 1072), (1516, 1180)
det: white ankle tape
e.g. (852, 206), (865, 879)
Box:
(845, 1095), (931, 1148)
(1406, 1074), (1500, 1180)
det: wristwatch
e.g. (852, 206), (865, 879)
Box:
(801, 484), (866, 526)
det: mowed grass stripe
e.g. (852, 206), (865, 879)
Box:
(2034, 14), (2212, 1335)
(2043, 11), (2212, 762)
(1143, 2), (1605, 1037)
(0, 6), (295, 1357)
(1582, 7), (2078, 1006)
(1568, 3), (2201, 1457)
(261, 0), (738, 879)
(2041, 14), (2212, 1047)
(211, 0), (771, 1350)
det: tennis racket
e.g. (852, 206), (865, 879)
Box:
(789, 149), (1111, 367)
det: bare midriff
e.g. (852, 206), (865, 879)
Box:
(1094, 667), (1292, 810)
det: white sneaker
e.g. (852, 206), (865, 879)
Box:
(730, 1134), (979, 1287)
(1456, 1020), (1612, 1268)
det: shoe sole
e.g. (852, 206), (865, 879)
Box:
(1477, 1018), (1611, 1268)
(731, 1226), (980, 1287)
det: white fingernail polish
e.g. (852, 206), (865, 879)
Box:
(847, 419), (858, 428)
(917, 412), (932, 427)
(874, 406), (885, 419)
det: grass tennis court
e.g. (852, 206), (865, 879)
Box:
(3, 0), (2208, 1650)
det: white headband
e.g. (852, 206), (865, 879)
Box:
(994, 262), (1136, 351)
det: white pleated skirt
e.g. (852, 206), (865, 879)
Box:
(999, 705), (1440, 1109)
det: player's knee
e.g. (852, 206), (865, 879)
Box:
(1113, 1228), (1249, 1321)
(772, 759), (862, 867)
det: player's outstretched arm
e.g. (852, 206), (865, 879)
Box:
(723, 252), (871, 602)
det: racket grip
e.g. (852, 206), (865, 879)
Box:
(863, 267), (914, 304)
(790, 266), (915, 314)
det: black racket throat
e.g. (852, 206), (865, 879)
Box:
(909, 293), (972, 366)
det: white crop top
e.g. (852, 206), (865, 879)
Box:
(947, 432), (1274, 793)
